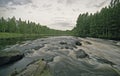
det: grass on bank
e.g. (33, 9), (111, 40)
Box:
(0, 32), (71, 39)
(0, 32), (47, 39)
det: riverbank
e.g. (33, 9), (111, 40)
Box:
(0, 33), (44, 50)
(0, 32), (71, 39)
(0, 32), (46, 39)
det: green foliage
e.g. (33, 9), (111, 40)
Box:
(0, 33), (23, 38)
(0, 17), (71, 36)
(73, 0), (120, 40)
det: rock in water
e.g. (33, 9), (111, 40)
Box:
(75, 49), (88, 58)
(0, 50), (24, 66)
(96, 57), (115, 65)
(75, 41), (82, 46)
(59, 41), (67, 45)
(83, 41), (92, 45)
(116, 42), (120, 46)
(16, 60), (51, 76)
(1, 36), (120, 76)
(41, 54), (54, 63)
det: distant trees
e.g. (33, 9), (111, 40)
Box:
(0, 17), (69, 35)
(73, 0), (120, 40)
(0, 17), (7, 32)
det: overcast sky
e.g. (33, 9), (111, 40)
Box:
(0, 0), (111, 30)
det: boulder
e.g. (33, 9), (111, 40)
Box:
(75, 49), (88, 58)
(16, 60), (51, 76)
(0, 50), (24, 66)
(41, 54), (54, 63)
(59, 41), (67, 45)
(96, 57), (115, 65)
(116, 42), (120, 46)
(75, 41), (82, 46)
(84, 41), (92, 45)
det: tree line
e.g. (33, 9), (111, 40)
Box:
(0, 17), (70, 35)
(72, 0), (120, 40)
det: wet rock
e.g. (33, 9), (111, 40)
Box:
(116, 42), (120, 46)
(46, 47), (59, 51)
(33, 45), (44, 50)
(56, 51), (69, 56)
(96, 57), (115, 65)
(84, 41), (92, 45)
(53, 56), (63, 62)
(0, 50), (24, 66)
(70, 44), (77, 49)
(75, 41), (82, 46)
(41, 39), (44, 41)
(75, 49), (89, 58)
(59, 41), (67, 45)
(1, 36), (120, 76)
(41, 55), (54, 63)
(49, 56), (119, 76)
(60, 42), (76, 50)
(65, 46), (69, 49)
(62, 45), (73, 50)
(16, 60), (49, 76)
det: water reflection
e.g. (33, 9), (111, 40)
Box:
(0, 37), (40, 50)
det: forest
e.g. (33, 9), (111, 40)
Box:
(72, 0), (120, 40)
(0, 17), (70, 36)
(0, 0), (120, 40)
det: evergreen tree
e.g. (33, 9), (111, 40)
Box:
(73, 0), (120, 40)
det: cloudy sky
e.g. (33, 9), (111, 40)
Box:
(0, 0), (111, 30)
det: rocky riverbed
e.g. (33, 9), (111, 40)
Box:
(0, 36), (120, 76)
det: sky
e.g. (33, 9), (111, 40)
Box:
(0, 0), (111, 30)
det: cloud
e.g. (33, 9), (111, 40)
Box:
(0, 6), (16, 13)
(28, 11), (32, 14)
(31, 4), (38, 9)
(54, 17), (67, 22)
(50, 21), (74, 30)
(52, 19), (74, 27)
(86, 0), (111, 8)
(57, 0), (79, 5)
(5, 7), (16, 10)
(0, 0), (111, 30)
(0, 0), (32, 7)
(42, 4), (52, 8)
(66, 0), (79, 5)
(66, 0), (74, 5)
(72, 9), (79, 12)
(56, 7), (61, 11)
(93, 0), (108, 8)
(57, 0), (64, 3)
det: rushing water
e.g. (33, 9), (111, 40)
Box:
(0, 37), (43, 76)
(0, 36), (120, 76)
(0, 57), (33, 76)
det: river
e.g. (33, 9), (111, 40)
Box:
(0, 36), (120, 76)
